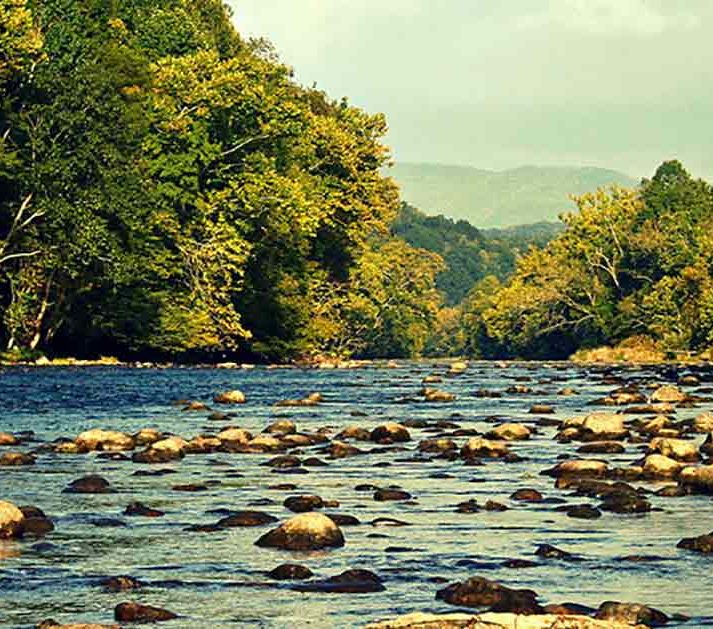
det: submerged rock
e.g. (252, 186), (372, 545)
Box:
(370, 423), (411, 444)
(123, 502), (165, 518)
(114, 602), (177, 623)
(677, 532), (713, 554)
(595, 601), (668, 626)
(267, 563), (314, 580)
(293, 569), (384, 593)
(63, 475), (113, 494)
(0, 451), (35, 466)
(104, 575), (142, 592)
(255, 512), (345, 551)
(436, 576), (542, 614)
(284, 495), (324, 513)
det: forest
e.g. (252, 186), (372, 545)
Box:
(2, 0), (712, 363)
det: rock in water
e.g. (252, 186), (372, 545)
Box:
(114, 602), (177, 623)
(595, 601), (668, 626)
(255, 512), (345, 551)
(0, 500), (25, 539)
(436, 576), (543, 613)
(267, 563), (314, 580)
(75, 429), (135, 452)
(293, 569), (384, 593)
(213, 390), (246, 404)
(677, 533), (713, 554)
(370, 423), (411, 444)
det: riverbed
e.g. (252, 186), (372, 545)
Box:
(0, 362), (711, 627)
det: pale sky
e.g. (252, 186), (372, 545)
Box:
(227, 1), (713, 178)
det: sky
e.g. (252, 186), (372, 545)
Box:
(227, 1), (713, 178)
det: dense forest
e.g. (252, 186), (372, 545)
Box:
(2, 2), (711, 363)
(0, 0), (443, 362)
(392, 204), (561, 305)
(437, 161), (713, 360)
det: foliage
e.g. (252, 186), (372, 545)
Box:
(393, 203), (559, 305)
(472, 162), (713, 359)
(0, 0), (437, 361)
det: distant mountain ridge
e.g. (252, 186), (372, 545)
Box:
(389, 162), (638, 228)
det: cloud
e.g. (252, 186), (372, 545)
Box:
(517, 0), (700, 36)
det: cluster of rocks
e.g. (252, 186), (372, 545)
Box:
(3, 373), (713, 626)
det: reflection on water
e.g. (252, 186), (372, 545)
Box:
(0, 362), (712, 628)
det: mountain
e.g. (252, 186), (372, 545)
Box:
(388, 163), (638, 228)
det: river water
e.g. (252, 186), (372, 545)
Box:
(0, 362), (711, 628)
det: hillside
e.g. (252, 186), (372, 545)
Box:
(393, 205), (562, 305)
(389, 163), (638, 227)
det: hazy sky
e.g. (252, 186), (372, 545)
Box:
(228, 1), (713, 178)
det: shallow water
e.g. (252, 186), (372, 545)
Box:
(0, 362), (712, 628)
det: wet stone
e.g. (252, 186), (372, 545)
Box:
(267, 563), (314, 580)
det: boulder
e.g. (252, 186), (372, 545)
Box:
(336, 426), (372, 441)
(486, 424), (531, 441)
(648, 437), (699, 462)
(595, 602), (668, 626)
(510, 489), (543, 502)
(255, 512), (345, 551)
(216, 511), (278, 528)
(75, 429), (134, 452)
(580, 413), (627, 441)
(114, 602), (177, 623)
(642, 455), (683, 479)
(213, 390), (246, 404)
(267, 563), (314, 580)
(436, 576), (543, 614)
(133, 436), (187, 463)
(544, 460), (608, 478)
(293, 569), (384, 593)
(650, 385), (686, 403)
(679, 465), (713, 494)
(133, 428), (161, 446)
(370, 423), (411, 444)
(19, 506), (54, 537)
(217, 427), (252, 444)
(419, 438), (457, 453)
(0, 452), (35, 466)
(265, 419), (296, 435)
(374, 489), (411, 501)
(284, 495), (324, 513)
(0, 500), (25, 539)
(461, 438), (510, 459)
(421, 388), (456, 402)
(0, 432), (18, 446)
(325, 441), (363, 458)
(63, 475), (113, 494)
(677, 533), (713, 554)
